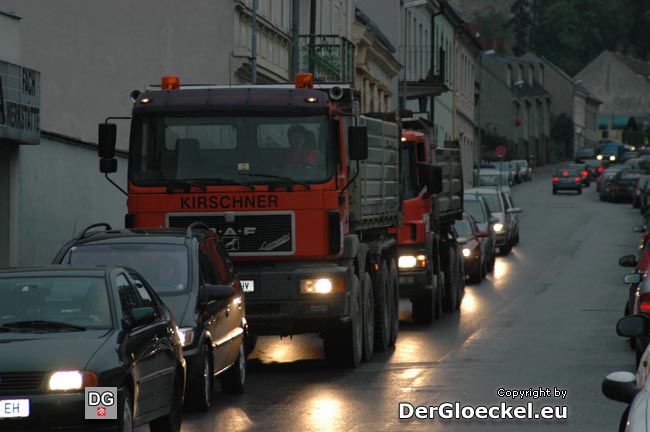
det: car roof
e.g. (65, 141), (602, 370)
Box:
(70, 228), (212, 247)
(478, 169), (501, 174)
(465, 187), (501, 195)
(0, 265), (117, 278)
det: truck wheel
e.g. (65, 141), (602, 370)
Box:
(388, 259), (399, 347)
(361, 272), (375, 362)
(373, 262), (390, 353)
(324, 274), (362, 368)
(443, 245), (458, 312)
(411, 293), (434, 325)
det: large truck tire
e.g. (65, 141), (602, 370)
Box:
(443, 244), (458, 312)
(373, 262), (391, 352)
(388, 259), (399, 347)
(411, 293), (434, 325)
(324, 275), (362, 368)
(361, 272), (375, 362)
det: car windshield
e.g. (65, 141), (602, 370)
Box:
(454, 219), (474, 237)
(464, 200), (487, 223)
(129, 114), (334, 186)
(0, 276), (112, 329)
(66, 244), (190, 295)
(601, 144), (621, 155)
(482, 193), (502, 212)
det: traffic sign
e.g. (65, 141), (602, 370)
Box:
(495, 145), (507, 158)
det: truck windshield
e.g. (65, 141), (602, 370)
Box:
(129, 115), (334, 186)
(401, 144), (419, 200)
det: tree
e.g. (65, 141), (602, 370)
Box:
(507, 0), (533, 56)
(551, 113), (573, 157)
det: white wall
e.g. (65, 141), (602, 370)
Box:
(10, 137), (127, 266)
(0, 12), (20, 64)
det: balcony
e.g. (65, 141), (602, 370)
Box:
(399, 45), (449, 100)
(298, 35), (355, 83)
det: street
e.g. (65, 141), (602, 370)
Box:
(153, 167), (637, 432)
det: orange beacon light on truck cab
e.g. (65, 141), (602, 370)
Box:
(295, 73), (314, 89)
(161, 76), (180, 90)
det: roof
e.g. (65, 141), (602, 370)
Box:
(355, 8), (395, 54)
(613, 52), (650, 84)
(72, 228), (198, 246)
(0, 266), (114, 276)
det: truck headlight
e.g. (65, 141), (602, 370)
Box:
(300, 278), (344, 294)
(493, 223), (504, 233)
(398, 255), (427, 269)
(462, 248), (471, 257)
(49, 371), (97, 391)
(176, 327), (195, 347)
(610, 156), (616, 161)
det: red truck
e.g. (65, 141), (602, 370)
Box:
(394, 127), (465, 324)
(96, 74), (439, 368)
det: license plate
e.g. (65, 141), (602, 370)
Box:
(0, 399), (29, 418)
(241, 280), (255, 293)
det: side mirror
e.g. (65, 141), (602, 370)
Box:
(617, 314), (648, 338)
(477, 230), (489, 238)
(421, 164), (443, 194)
(624, 273), (643, 285)
(456, 237), (468, 245)
(100, 158), (117, 174)
(602, 371), (639, 404)
(506, 207), (522, 214)
(98, 123), (117, 159)
(489, 216), (499, 224)
(619, 255), (638, 267)
(202, 284), (235, 303)
(130, 307), (155, 328)
(348, 126), (368, 161)
(634, 225), (647, 233)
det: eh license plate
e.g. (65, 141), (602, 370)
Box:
(0, 399), (30, 418)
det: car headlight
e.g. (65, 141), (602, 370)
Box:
(462, 248), (471, 257)
(597, 155), (603, 160)
(300, 277), (344, 294)
(176, 327), (195, 347)
(610, 156), (616, 161)
(398, 255), (427, 269)
(48, 371), (97, 391)
(493, 223), (504, 232)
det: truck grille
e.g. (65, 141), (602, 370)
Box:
(168, 212), (294, 256)
(0, 372), (46, 391)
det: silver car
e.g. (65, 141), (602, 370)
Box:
(465, 188), (522, 255)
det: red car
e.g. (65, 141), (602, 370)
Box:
(454, 213), (490, 283)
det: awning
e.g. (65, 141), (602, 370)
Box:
(613, 116), (631, 129)
(598, 116), (609, 129)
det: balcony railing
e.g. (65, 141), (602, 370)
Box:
(298, 35), (355, 83)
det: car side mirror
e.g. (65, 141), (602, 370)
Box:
(619, 255), (638, 267)
(602, 371), (639, 404)
(456, 237), (468, 245)
(348, 126), (368, 161)
(202, 284), (235, 303)
(131, 307), (155, 328)
(617, 314), (648, 338)
(624, 273), (643, 284)
(477, 230), (489, 238)
(634, 225), (647, 233)
(506, 207), (522, 214)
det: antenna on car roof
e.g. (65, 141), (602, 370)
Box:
(185, 221), (213, 239)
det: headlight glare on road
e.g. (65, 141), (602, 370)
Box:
(462, 248), (471, 257)
(48, 371), (97, 391)
(493, 223), (504, 232)
(176, 327), (194, 347)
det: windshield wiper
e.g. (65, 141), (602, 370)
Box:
(163, 180), (208, 192)
(2, 320), (87, 332)
(190, 178), (256, 190)
(238, 173), (311, 190)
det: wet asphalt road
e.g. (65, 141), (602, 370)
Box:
(152, 166), (640, 431)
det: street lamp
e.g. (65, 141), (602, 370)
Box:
(401, 0), (430, 110)
(475, 49), (496, 186)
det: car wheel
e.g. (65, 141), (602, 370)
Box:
(220, 339), (246, 394)
(388, 259), (399, 347)
(324, 274), (363, 368)
(117, 390), (134, 432)
(577, 188), (582, 195)
(187, 348), (213, 411)
(149, 373), (183, 432)
(373, 262), (390, 353)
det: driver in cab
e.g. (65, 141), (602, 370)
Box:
(284, 124), (318, 168)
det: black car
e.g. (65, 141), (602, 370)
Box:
(609, 170), (645, 202)
(54, 223), (248, 412)
(552, 169), (582, 194)
(584, 159), (605, 179)
(463, 192), (498, 272)
(633, 175), (650, 209)
(0, 266), (186, 431)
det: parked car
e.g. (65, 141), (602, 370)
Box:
(454, 213), (489, 283)
(53, 223), (248, 411)
(566, 163), (590, 187)
(0, 266), (186, 431)
(584, 159), (605, 179)
(623, 151), (640, 162)
(552, 168), (582, 195)
(610, 170), (645, 202)
(466, 187), (521, 255)
(463, 192), (498, 272)
(575, 147), (596, 163)
(633, 176), (650, 209)
(509, 160), (530, 182)
(502, 189), (520, 245)
(598, 169), (622, 198)
(478, 168), (511, 189)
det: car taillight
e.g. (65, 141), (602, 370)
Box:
(582, 171), (588, 177)
(597, 166), (604, 173)
(640, 293), (650, 315)
(575, 177), (581, 183)
(553, 177), (558, 183)
(563, 171), (569, 176)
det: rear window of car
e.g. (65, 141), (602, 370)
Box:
(464, 200), (487, 223)
(555, 169), (578, 177)
(482, 193), (502, 212)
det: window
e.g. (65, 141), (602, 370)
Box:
(128, 273), (159, 317)
(116, 274), (141, 324)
